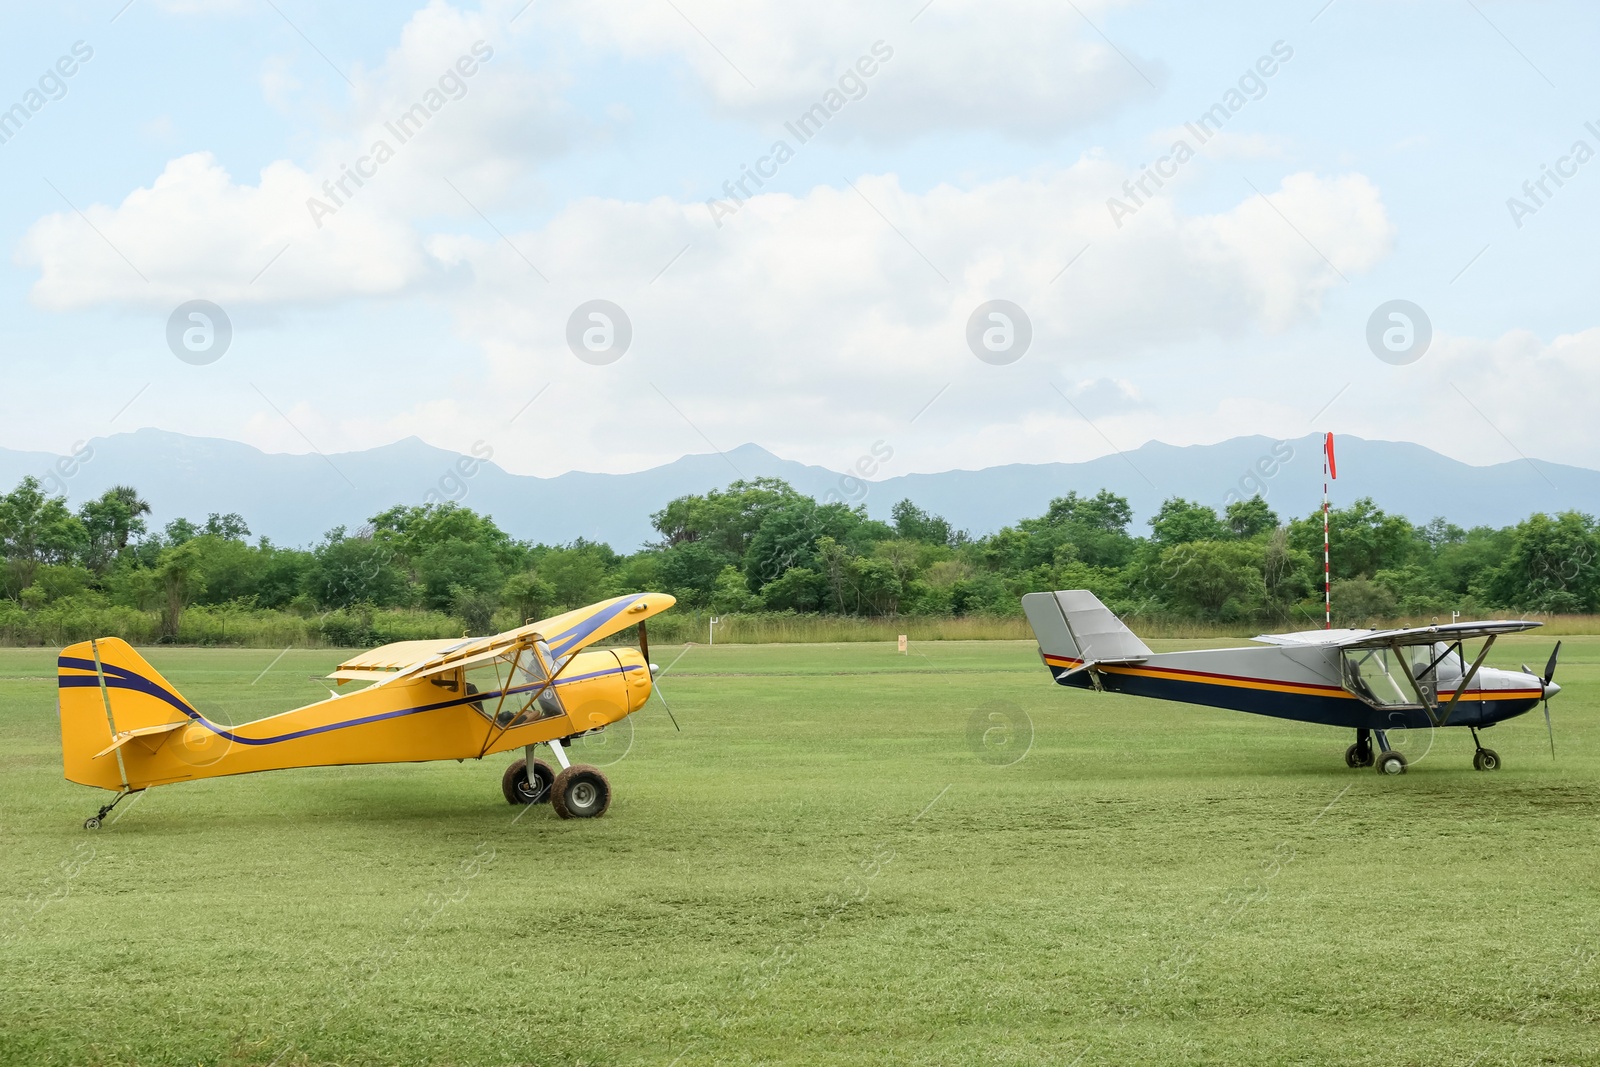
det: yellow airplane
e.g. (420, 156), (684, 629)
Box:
(58, 593), (676, 828)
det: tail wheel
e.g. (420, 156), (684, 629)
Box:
(551, 765), (612, 820)
(1473, 748), (1501, 772)
(502, 758), (555, 805)
(1376, 750), (1408, 776)
(1344, 743), (1374, 768)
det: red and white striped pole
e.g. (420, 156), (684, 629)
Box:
(1323, 432), (1337, 629)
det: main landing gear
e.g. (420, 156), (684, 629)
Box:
(1347, 726), (1504, 774)
(1469, 727), (1501, 772)
(503, 741), (612, 819)
(1347, 729), (1407, 775)
(1344, 729), (1375, 769)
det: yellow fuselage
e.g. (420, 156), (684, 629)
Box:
(59, 640), (653, 793)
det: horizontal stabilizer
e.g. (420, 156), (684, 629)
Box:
(92, 720), (187, 760)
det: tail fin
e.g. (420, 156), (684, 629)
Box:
(59, 639), (197, 790)
(1021, 590), (1152, 670)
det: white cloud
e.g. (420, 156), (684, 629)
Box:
(1388, 327), (1600, 472)
(549, 0), (1162, 137)
(16, 152), (434, 309)
(408, 164), (1392, 472)
(17, 2), (568, 310)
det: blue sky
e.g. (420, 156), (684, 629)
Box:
(3, 0), (1598, 484)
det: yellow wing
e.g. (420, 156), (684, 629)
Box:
(330, 592), (676, 684)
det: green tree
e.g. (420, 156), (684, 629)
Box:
(77, 486), (149, 573)
(709, 565), (764, 614)
(1149, 498), (1228, 546)
(1332, 575), (1398, 626)
(1158, 540), (1267, 619)
(156, 540), (206, 640)
(1225, 496), (1279, 539)
(204, 512), (251, 540)
(655, 540), (731, 608)
(761, 567), (825, 611)
(309, 527), (411, 609)
(890, 499), (954, 546)
(0, 477), (87, 596)
(106, 485), (151, 550)
(502, 569), (557, 623)
(650, 478), (809, 555)
(743, 498), (860, 593)
(1290, 498), (1418, 580)
(1488, 512), (1599, 613)
(537, 541), (614, 608)
(1030, 490), (1136, 569)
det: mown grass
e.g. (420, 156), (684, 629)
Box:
(1, 637), (1597, 1065)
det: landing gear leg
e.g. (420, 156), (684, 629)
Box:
(83, 790), (136, 830)
(548, 738), (571, 771)
(1345, 728), (1375, 768)
(1469, 727), (1500, 772)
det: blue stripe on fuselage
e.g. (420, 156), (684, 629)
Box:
(58, 655), (645, 746)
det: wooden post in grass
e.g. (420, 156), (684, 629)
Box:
(898, 634), (908, 654)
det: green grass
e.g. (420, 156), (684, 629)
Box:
(2, 637), (1597, 1066)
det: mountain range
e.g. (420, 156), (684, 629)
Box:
(0, 429), (1591, 551)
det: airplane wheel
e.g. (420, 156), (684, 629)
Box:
(83, 817), (101, 830)
(1375, 750), (1408, 776)
(551, 765), (611, 820)
(502, 758), (554, 805)
(1473, 748), (1501, 772)
(1345, 743), (1374, 769)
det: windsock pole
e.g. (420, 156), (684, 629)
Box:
(1323, 432), (1337, 629)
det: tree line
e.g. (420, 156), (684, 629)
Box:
(1, 473), (1595, 646)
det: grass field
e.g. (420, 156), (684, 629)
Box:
(2, 637), (1597, 1066)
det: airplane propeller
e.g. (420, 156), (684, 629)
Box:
(1524, 641), (1561, 759)
(640, 621), (680, 732)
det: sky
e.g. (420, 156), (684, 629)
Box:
(3, 0), (1598, 485)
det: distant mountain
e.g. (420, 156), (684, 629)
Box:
(0, 429), (1593, 551)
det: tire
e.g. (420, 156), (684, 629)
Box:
(1376, 750), (1408, 776)
(551, 765), (612, 820)
(502, 758), (555, 805)
(1345, 743), (1374, 768)
(1473, 748), (1501, 772)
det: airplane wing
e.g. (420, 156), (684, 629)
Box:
(328, 592), (677, 684)
(1251, 629), (1374, 646)
(1333, 620), (1542, 650)
(524, 592), (676, 658)
(1253, 620), (1542, 650)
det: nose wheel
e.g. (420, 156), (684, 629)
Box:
(1469, 728), (1500, 771)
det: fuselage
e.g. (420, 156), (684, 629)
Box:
(1040, 645), (1550, 731)
(59, 643), (654, 792)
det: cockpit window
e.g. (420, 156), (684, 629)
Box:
(1342, 646), (1423, 707)
(474, 642), (566, 729)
